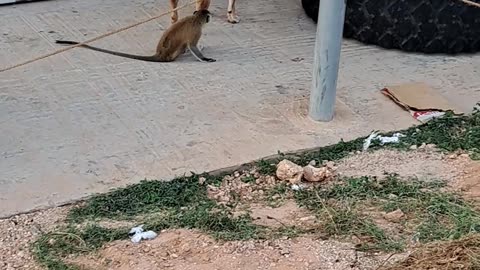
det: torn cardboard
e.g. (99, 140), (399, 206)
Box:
(381, 82), (464, 123)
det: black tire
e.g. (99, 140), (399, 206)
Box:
(301, 0), (480, 54)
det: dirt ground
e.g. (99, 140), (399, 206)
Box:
(69, 229), (408, 270)
(1, 147), (479, 270)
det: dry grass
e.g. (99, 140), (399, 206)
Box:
(384, 234), (480, 270)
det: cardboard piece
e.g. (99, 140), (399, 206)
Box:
(381, 82), (464, 123)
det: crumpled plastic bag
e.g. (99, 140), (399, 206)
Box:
(128, 224), (158, 243)
(363, 131), (405, 151)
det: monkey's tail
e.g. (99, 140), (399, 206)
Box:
(55, 40), (167, 62)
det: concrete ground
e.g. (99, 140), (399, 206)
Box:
(0, 0), (478, 218)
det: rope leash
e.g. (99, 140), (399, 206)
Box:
(0, 0), (197, 73)
(0, 0), (478, 73)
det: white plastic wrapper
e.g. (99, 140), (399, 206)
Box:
(128, 224), (158, 243)
(291, 184), (306, 191)
(363, 131), (405, 151)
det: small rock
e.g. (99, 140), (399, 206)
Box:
(384, 209), (404, 223)
(303, 165), (335, 182)
(409, 145), (418, 150)
(325, 161), (336, 169)
(387, 193), (398, 200)
(426, 144), (436, 149)
(459, 153), (470, 159)
(276, 159), (304, 184)
(266, 175), (276, 185)
(207, 185), (218, 191)
(299, 216), (315, 221)
(448, 154), (457, 159)
(198, 177), (206, 185)
(234, 171), (241, 178)
(308, 160), (316, 166)
(272, 194), (281, 200)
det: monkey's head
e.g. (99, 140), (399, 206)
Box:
(193, 9), (211, 23)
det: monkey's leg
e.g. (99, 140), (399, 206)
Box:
(159, 46), (184, 62)
(227, 0), (239, 23)
(170, 0), (180, 24)
(170, 48), (184, 61)
(182, 44), (204, 54)
(187, 44), (216, 62)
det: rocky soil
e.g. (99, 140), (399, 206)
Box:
(1, 147), (479, 270)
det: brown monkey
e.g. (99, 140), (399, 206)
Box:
(55, 10), (216, 63)
(170, 0), (238, 24)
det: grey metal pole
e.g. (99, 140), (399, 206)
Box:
(308, 0), (347, 122)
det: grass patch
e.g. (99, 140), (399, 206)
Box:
(394, 110), (480, 156)
(284, 105), (480, 166)
(142, 204), (260, 241)
(256, 159), (277, 175)
(33, 106), (480, 268)
(292, 137), (366, 165)
(269, 225), (305, 239)
(35, 174), (271, 269)
(295, 174), (480, 252)
(265, 183), (289, 207)
(384, 234), (480, 270)
(241, 175), (256, 183)
(68, 175), (211, 222)
(321, 207), (403, 252)
(33, 225), (126, 270)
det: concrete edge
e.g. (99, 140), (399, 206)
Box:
(0, 143), (352, 220)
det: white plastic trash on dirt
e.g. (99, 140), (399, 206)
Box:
(291, 183), (307, 191)
(363, 131), (405, 151)
(128, 225), (158, 243)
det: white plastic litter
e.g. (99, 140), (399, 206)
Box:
(128, 225), (158, 243)
(377, 133), (405, 144)
(363, 131), (405, 151)
(291, 184), (306, 191)
(129, 225), (144, 235)
(362, 131), (379, 151)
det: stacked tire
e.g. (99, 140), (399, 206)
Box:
(301, 0), (480, 54)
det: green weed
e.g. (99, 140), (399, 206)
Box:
(295, 174), (480, 252)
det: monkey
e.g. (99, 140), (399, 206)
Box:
(55, 10), (216, 63)
(170, 0), (238, 25)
